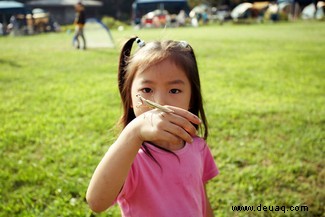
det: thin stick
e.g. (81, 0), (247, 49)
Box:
(136, 94), (174, 113)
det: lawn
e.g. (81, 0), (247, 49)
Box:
(0, 21), (324, 217)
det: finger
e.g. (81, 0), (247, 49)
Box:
(154, 109), (197, 136)
(160, 109), (200, 136)
(166, 125), (193, 144)
(162, 112), (198, 136)
(165, 106), (202, 125)
(152, 129), (185, 146)
(152, 113), (193, 144)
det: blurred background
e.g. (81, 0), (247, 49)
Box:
(1, 0), (324, 217)
(0, 0), (324, 36)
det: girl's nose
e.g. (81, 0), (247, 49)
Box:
(153, 93), (168, 106)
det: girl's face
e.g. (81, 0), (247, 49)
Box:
(131, 59), (192, 117)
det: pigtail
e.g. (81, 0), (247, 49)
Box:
(118, 36), (138, 95)
(187, 44), (209, 140)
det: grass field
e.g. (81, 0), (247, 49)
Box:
(0, 21), (324, 217)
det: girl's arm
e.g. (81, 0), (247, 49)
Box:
(86, 107), (201, 213)
(86, 119), (143, 213)
(205, 185), (215, 217)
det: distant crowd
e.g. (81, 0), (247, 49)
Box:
(1, 1), (324, 36)
(135, 1), (325, 29)
(0, 12), (60, 36)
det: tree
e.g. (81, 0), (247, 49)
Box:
(187, 0), (230, 7)
(100, 0), (133, 20)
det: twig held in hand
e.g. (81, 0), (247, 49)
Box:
(136, 94), (174, 113)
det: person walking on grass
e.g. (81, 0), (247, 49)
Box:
(86, 37), (219, 217)
(72, 2), (86, 50)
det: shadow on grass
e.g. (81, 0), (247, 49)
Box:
(0, 59), (22, 68)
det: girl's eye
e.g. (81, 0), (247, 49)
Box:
(141, 88), (152, 94)
(170, 89), (181, 94)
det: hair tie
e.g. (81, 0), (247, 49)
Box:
(136, 37), (146, 48)
(179, 41), (188, 48)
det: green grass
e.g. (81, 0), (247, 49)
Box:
(0, 21), (324, 217)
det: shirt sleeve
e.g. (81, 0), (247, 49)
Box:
(202, 143), (219, 183)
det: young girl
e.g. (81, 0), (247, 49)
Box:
(86, 37), (219, 217)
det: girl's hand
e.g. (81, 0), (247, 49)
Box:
(133, 106), (202, 150)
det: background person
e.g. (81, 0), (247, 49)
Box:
(72, 2), (86, 50)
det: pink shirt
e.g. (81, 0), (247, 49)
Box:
(114, 137), (219, 217)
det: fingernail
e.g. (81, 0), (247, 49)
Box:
(193, 114), (201, 123)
